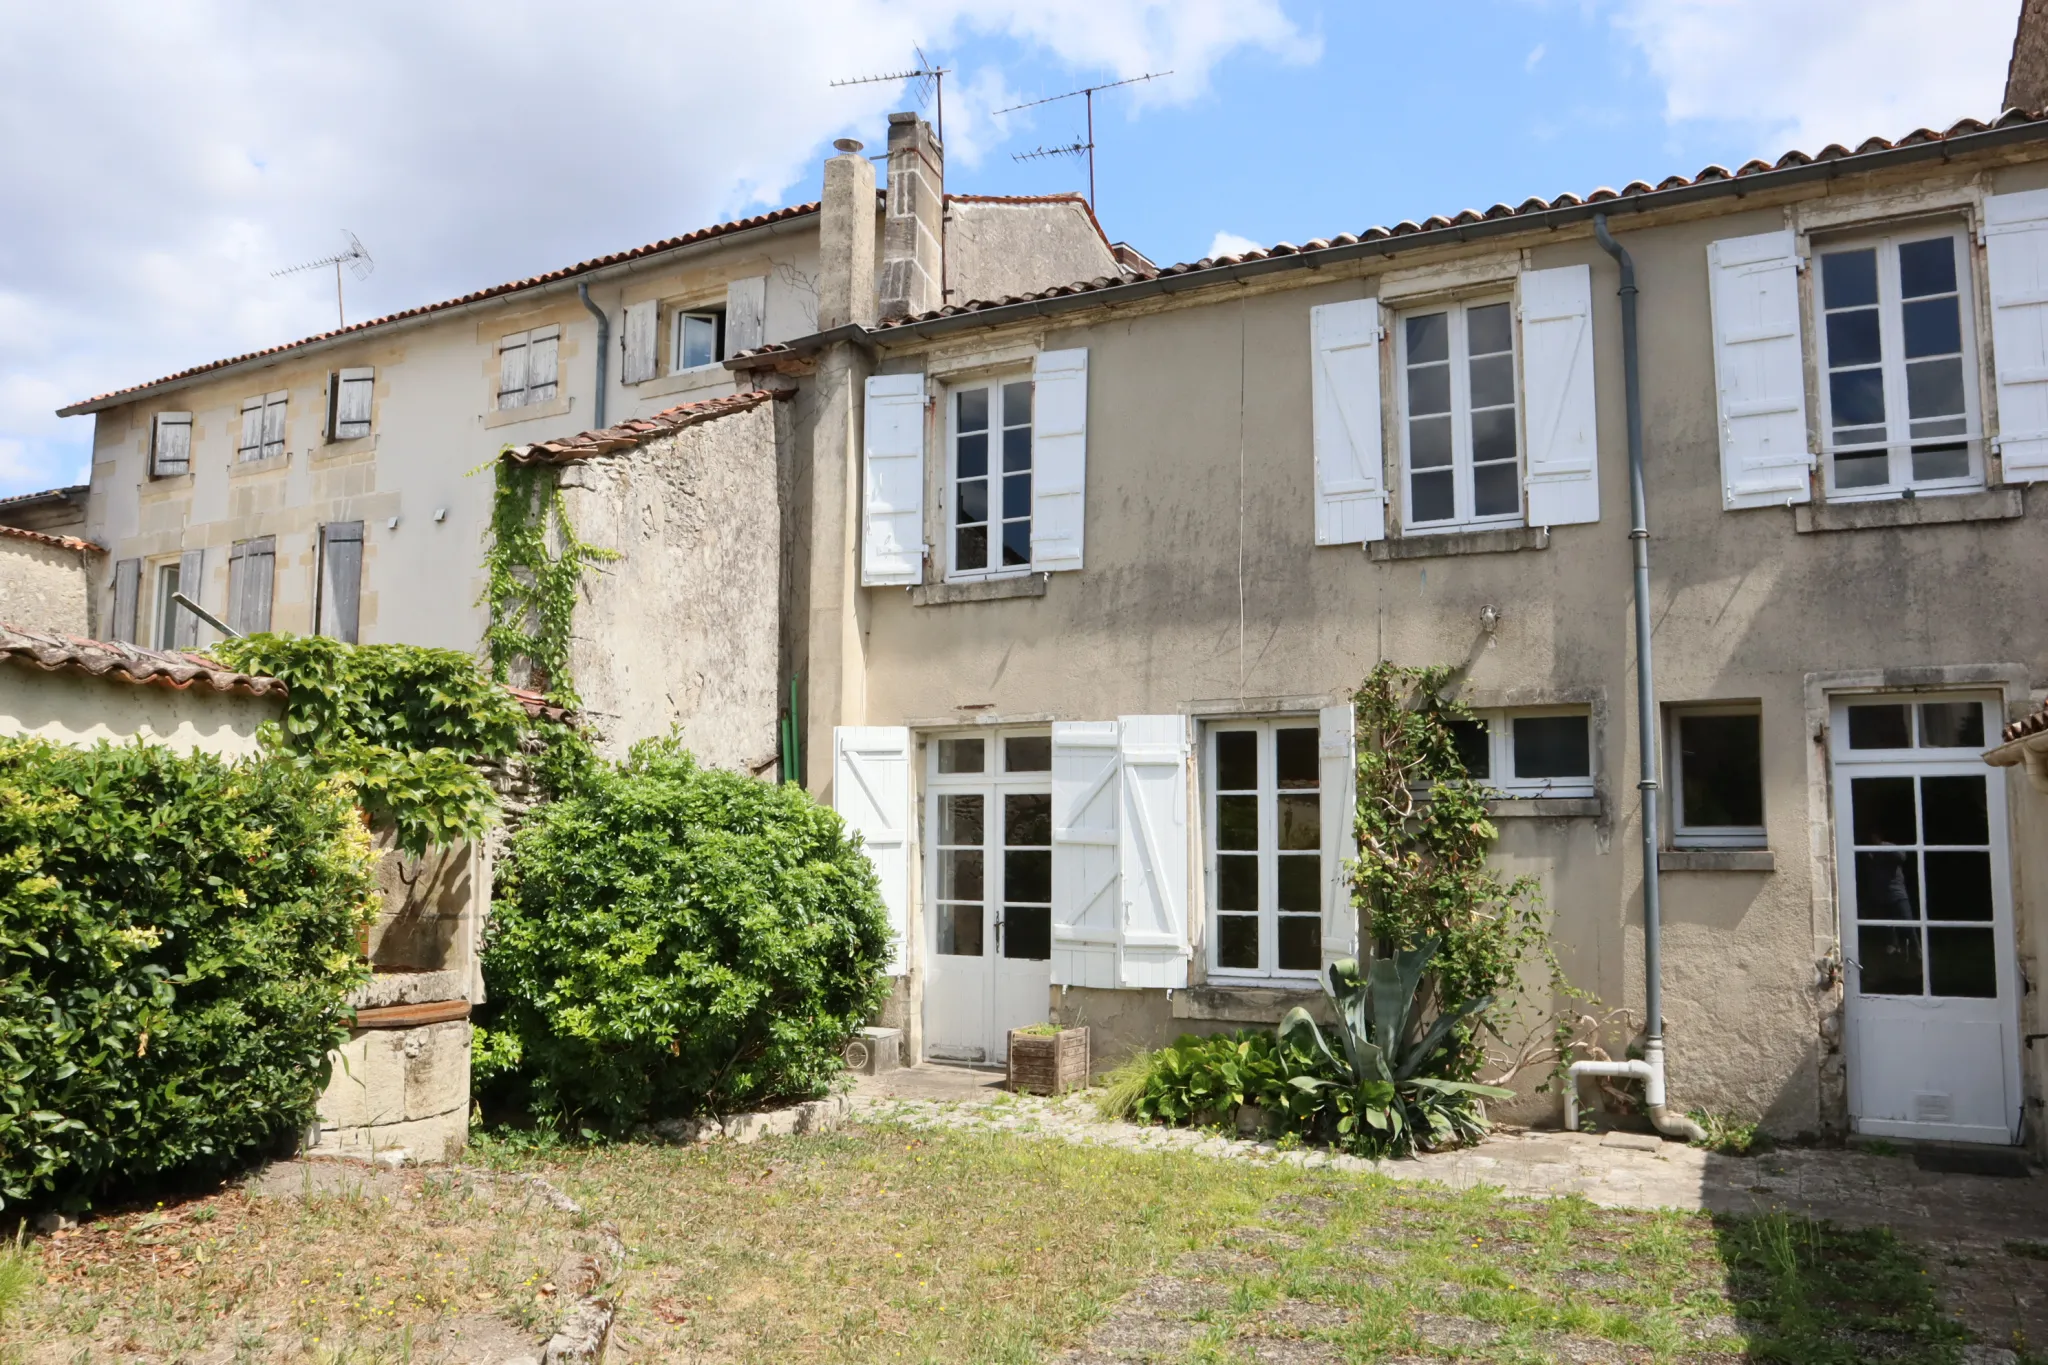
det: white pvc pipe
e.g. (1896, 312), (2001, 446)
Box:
(1563, 1042), (1707, 1141)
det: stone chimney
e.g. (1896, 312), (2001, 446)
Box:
(879, 113), (944, 321)
(2009, 0), (2048, 113)
(818, 137), (877, 331)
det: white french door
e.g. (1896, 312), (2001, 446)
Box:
(1832, 694), (2020, 1144)
(923, 730), (1054, 1063)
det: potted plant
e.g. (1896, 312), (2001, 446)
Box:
(1007, 1022), (1089, 1095)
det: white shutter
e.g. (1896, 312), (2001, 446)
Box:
(1030, 348), (1088, 571)
(239, 396), (264, 460)
(1050, 721), (1121, 987)
(1984, 188), (2048, 481)
(620, 300), (658, 384)
(1319, 702), (1358, 964)
(333, 368), (374, 439)
(260, 391), (288, 459)
(528, 326), (559, 404)
(862, 373), (926, 586)
(1310, 298), (1387, 545)
(1518, 264), (1601, 526)
(1707, 230), (1814, 508)
(833, 726), (912, 975)
(498, 333), (529, 410)
(725, 275), (768, 358)
(1117, 714), (1190, 989)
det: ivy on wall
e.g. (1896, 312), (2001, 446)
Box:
(479, 461), (616, 710)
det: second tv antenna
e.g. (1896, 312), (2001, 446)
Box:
(274, 230), (374, 330)
(832, 47), (950, 147)
(996, 71), (1170, 212)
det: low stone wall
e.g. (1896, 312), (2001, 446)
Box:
(312, 1016), (472, 1164)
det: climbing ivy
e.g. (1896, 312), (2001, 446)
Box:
(479, 461), (616, 710)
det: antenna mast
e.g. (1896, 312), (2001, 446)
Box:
(995, 70), (1170, 212)
(831, 47), (951, 147)
(273, 231), (375, 329)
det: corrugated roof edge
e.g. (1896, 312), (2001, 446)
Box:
(0, 524), (104, 555)
(730, 110), (2048, 362)
(58, 203), (823, 417)
(0, 624), (286, 698)
(503, 388), (786, 465)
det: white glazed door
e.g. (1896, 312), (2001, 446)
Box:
(1832, 695), (2020, 1144)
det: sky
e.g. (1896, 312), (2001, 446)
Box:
(0, 0), (2024, 499)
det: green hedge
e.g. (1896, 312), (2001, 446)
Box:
(475, 738), (892, 1131)
(0, 738), (375, 1210)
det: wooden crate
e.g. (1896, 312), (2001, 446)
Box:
(1007, 1027), (1089, 1095)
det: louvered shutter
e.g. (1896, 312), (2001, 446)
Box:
(151, 413), (191, 476)
(1030, 348), (1088, 571)
(261, 392), (287, 459)
(173, 548), (204, 648)
(1707, 230), (1813, 508)
(239, 396), (264, 460)
(319, 522), (364, 643)
(112, 558), (140, 643)
(1984, 188), (2048, 481)
(620, 300), (658, 384)
(1050, 721), (1121, 987)
(1318, 702), (1359, 963)
(1518, 264), (1601, 526)
(725, 276), (768, 358)
(528, 327), (558, 404)
(332, 368), (374, 439)
(862, 373), (926, 586)
(498, 333), (528, 410)
(1117, 714), (1191, 989)
(228, 537), (274, 634)
(1310, 298), (1387, 544)
(833, 726), (912, 974)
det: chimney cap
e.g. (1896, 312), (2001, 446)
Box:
(888, 111), (919, 126)
(833, 138), (864, 154)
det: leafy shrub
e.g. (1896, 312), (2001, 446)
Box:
(476, 737), (892, 1132)
(1101, 1031), (1323, 1134)
(0, 738), (375, 1211)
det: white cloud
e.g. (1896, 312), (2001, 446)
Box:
(1613, 0), (2020, 153)
(1207, 230), (1263, 258)
(1525, 42), (1546, 71)
(0, 0), (1315, 497)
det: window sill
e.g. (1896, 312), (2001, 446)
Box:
(141, 473), (194, 496)
(1660, 848), (1776, 872)
(482, 394), (572, 429)
(1172, 982), (1327, 1023)
(313, 435), (377, 462)
(229, 452), (290, 477)
(1484, 795), (1601, 818)
(632, 364), (734, 402)
(1368, 525), (1549, 562)
(911, 574), (1048, 607)
(1792, 486), (2022, 533)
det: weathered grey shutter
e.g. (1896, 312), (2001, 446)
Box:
(261, 391), (288, 459)
(725, 276), (768, 357)
(332, 368), (374, 438)
(498, 333), (528, 410)
(239, 396), (264, 460)
(528, 326), (559, 404)
(152, 412), (191, 477)
(112, 558), (141, 643)
(229, 537), (275, 634)
(318, 522), (364, 643)
(174, 548), (204, 648)
(620, 301), (658, 384)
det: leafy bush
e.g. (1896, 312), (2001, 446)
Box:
(1112, 1031), (1307, 1129)
(0, 738), (375, 1211)
(212, 635), (527, 854)
(476, 737), (892, 1132)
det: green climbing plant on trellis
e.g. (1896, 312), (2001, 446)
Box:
(479, 460), (617, 709)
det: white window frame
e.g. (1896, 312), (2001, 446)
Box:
(1202, 717), (1325, 983)
(152, 561), (182, 650)
(1669, 703), (1767, 849)
(1394, 295), (1524, 534)
(1812, 222), (1984, 502)
(497, 326), (560, 411)
(670, 308), (724, 375)
(945, 372), (1035, 582)
(150, 412), (192, 478)
(1449, 707), (1596, 798)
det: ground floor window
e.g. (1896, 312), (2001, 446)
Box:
(1670, 705), (1765, 848)
(1445, 707), (1594, 797)
(1205, 719), (1322, 979)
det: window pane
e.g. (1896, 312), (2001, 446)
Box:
(940, 792), (984, 842)
(1822, 249), (1879, 308)
(1857, 924), (1922, 995)
(1005, 849), (1051, 905)
(1901, 298), (1962, 360)
(1924, 851), (1993, 921)
(1275, 728), (1318, 788)
(682, 315), (716, 369)
(1921, 775), (1988, 846)
(1276, 915), (1321, 972)
(1835, 450), (1889, 488)
(1905, 357), (1964, 421)
(1406, 312), (1449, 364)
(1003, 380), (1033, 427)
(1918, 702), (1984, 749)
(1411, 469), (1455, 523)
(1449, 719), (1490, 778)
(1218, 795), (1259, 850)
(1927, 927), (1997, 997)
(1003, 426), (1032, 472)
(1677, 713), (1763, 828)
(1216, 854), (1257, 911)
(956, 525), (987, 571)
(1005, 792), (1051, 848)
(956, 431), (988, 480)
(1407, 361), (1451, 416)
(1855, 849), (1920, 921)
(1467, 302), (1512, 356)
(938, 903), (984, 957)
(1217, 914), (1259, 970)
(1849, 775), (1916, 845)
(1468, 353), (1514, 409)
(1511, 714), (1589, 779)
(1473, 463), (1519, 519)
(939, 740), (986, 777)
(1829, 368), (1886, 428)
(1471, 407), (1516, 464)
(1001, 519), (1031, 567)
(957, 477), (988, 524)
(1911, 443), (1970, 481)
(1276, 854), (1320, 912)
(1216, 731), (1257, 790)
(1005, 735), (1051, 773)
(1897, 236), (1957, 299)
(939, 849), (984, 902)
(957, 387), (988, 432)
(1003, 906), (1050, 960)
(1409, 415), (1453, 468)
(1847, 704), (1911, 749)
(1277, 793), (1319, 851)
(1003, 472), (1031, 519)
(1826, 309), (1882, 367)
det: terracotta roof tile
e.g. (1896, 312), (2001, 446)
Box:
(503, 685), (573, 724)
(0, 625), (285, 698)
(2004, 705), (2048, 744)
(504, 388), (785, 465)
(0, 524), (103, 554)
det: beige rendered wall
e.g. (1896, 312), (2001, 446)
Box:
(823, 149), (2048, 1136)
(0, 538), (93, 635)
(0, 664), (278, 756)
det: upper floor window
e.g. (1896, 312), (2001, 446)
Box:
(950, 377), (1033, 578)
(672, 308), (725, 373)
(150, 411), (191, 478)
(238, 390), (287, 462)
(1397, 299), (1521, 532)
(1816, 227), (1981, 499)
(498, 327), (559, 410)
(1445, 707), (1594, 798)
(327, 368), (374, 440)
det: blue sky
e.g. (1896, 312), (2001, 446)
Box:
(0, 0), (2020, 499)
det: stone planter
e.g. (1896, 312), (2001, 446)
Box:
(1007, 1026), (1089, 1095)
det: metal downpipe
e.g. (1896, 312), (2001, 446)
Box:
(578, 283), (609, 430)
(1588, 212), (1707, 1144)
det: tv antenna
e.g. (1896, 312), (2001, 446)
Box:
(273, 230), (374, 330)
(996, 71), (1170, 211)
(831, 46), (950, 147)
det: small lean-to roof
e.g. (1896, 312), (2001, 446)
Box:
(0, 624), (286, 698)
(503, 388), (786, 466)
(0, 524), (104, 555)
(0, 483), (88, 513)
(57, 203), (823, 417)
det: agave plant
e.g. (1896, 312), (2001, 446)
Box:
(1278, 937), (1512, 1156)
